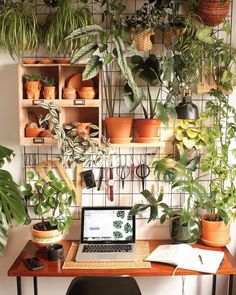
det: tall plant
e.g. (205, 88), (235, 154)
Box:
(0, 145), (28, 256)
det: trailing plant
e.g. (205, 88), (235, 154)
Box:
(42, 77), (56, 87)
(19, 170), (75, 233)
(200, 89), (236, 224)
(124, 54), (176, 123)
(40, 102), (109, 167)
(0, 0), (38, 58)
(43, 0), (93, 57)
(24, 72), (42, 81)
(0, 145), (28, 257)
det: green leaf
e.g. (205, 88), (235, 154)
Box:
(65, 25), (103, 40)
(71, 42), (98, 64)
(104, 53), (113, 65)
(196, 27), (215, 44)
(26, 171), (35, 180)
(82, 55), (102, 80)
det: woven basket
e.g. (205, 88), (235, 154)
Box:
(195, 0), (230, 27)
(134, 29), (154, 52)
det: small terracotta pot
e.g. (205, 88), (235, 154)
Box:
(53, 58), (70, 64)
(39, 130), (53, 138)
(135, 118), (160, 141)
(31, 222), (62, 248)
(22, 59), (37, 64)
(78, 86), (96, 99)
(76, 122), (91, 138)
(43, 86), (56, 100)
(105, 117), (133, 144)
(135, 29), (154, 52)
(25, 80), (41, 100)
(201, 215), (231, 247)
(25, 127), (45, 138)
(40, 59), (53, 64)
(63, 87), (77, 99)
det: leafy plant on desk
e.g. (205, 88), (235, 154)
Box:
(40, 102), (109, 167)
(19, 170), (75, 233)
(0, 145), (28, 256)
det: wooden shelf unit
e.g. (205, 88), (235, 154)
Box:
(18, 64), (102, 146)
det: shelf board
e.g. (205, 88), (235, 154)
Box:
(20, 99), (101, 108)
(110, 142), (161, 148)
(20, 137), (57, 146)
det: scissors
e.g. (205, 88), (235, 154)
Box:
(135, 164), (150, 191)
(116, 165), (130, 189)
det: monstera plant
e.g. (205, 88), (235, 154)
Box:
(0, 145), (28, 256)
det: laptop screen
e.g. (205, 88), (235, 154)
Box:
(80, 207), (135, 243)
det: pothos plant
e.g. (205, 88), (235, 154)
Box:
(40, 102), (109, 167)
(19, 170), (75, 233)
(200, 89), (236, 224)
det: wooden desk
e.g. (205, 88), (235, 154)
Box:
(8, 240), (236, 295)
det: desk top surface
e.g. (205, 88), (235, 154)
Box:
(8, 240), (236, 277)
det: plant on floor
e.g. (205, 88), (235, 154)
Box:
(40, 102), (109, 167)
(19, 170), (75, 233)
(0, 0), (38, 58)
(0, 145), (28, 256)
(42, 0), (93, 57)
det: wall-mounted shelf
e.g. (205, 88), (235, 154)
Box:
(110, 142), (161, 148)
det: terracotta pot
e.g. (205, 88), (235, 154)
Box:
(63, 87), (77, 99)
(135, 118), (160, 141)
(25, 127), (45, 138)
(22, 59), (37, 64)
(25, 80), (41, 100)
(76, 122), (91, 138)
(43, 86), (56, 100)
(31, 222), (63, 248)
(105, 117), (133, 144)
(40, 59), (53, 64)
(135, 29), (154, 52)
(201, 215), (231, 247)
(78, 86), (96, 100)
(53, 58), (70, 64)
(195, 0), (230, 27)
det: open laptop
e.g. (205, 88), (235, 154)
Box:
(75, 206), (137, 261)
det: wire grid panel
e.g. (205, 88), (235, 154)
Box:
(22, 0), (233, 221)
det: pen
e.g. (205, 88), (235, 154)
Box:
(198, 255), (204, 265)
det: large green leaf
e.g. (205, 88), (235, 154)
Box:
(71, 42), (98, 64)
(65, 25), (103, 40)
(82, 55), (103, 80)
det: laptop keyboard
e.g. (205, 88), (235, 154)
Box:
(82, 244), (132, 253)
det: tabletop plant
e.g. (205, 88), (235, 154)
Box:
(0, 0), (38, 58)
(0, 145), (28, 257)
(130, 155), (207, 243)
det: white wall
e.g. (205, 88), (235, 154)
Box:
(1, 5), (236, 295)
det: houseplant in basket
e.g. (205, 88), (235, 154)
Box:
(42, 77), (56, 100)
(126, 54), (176, 143)
(24, 72), (42, 100)
(19, 170), (75, 247)
(0, 145), (29, 256)
(199, 89), (236, 246)
(130, 156), (207, 244)
(0, 0), (38, 59)
(66, 1), (144, 144)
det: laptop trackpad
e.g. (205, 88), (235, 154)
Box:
(96, 254), (117, 260)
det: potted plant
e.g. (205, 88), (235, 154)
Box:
(0, 0), (38, 59)
(199, 89), (236, 246)
(42, 77), (56, 100)
(42, 0), (93, 57)
(19, 170), (75, 247)
(66, 1), (144, 144)
(25, 122), (45, 138)
(130, 156), (206, 244)
(24, 72), (42, 100)
(0, 145), (28, 256)
(126, 54), (176, 143)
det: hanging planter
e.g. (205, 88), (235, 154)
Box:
(134, 29), (154, 52)
(194, 0), (231, 27)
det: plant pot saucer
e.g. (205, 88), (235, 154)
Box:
(110, 137), (132, 144)
(201, 237), (231, 247)
(135, 137), (159, 143)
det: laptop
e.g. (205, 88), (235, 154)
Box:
(75, 206), (137, 261)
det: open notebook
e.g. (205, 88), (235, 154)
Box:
(145, 244), (224, 274)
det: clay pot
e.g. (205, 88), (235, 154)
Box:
(78, 86), (96, 100)
(43, 86), (56, 100)
(22, 59), (37, 64)
(76, 122), (91, 138)
(63, 87), (77, 99)
(134, 29), (154, 52)
(105, 117), (133, 144)
(40, 59), (53, 64)
(195, 0), (230, 27)
(53, 58), (70, 64)
(39, 130), (53, 138)
(31, 222), (62, 248)
(201, 215), (231, 247)
(135, 118), (160, 142)
(25, 80), (41, 100)
(25, 127), (45, 137)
